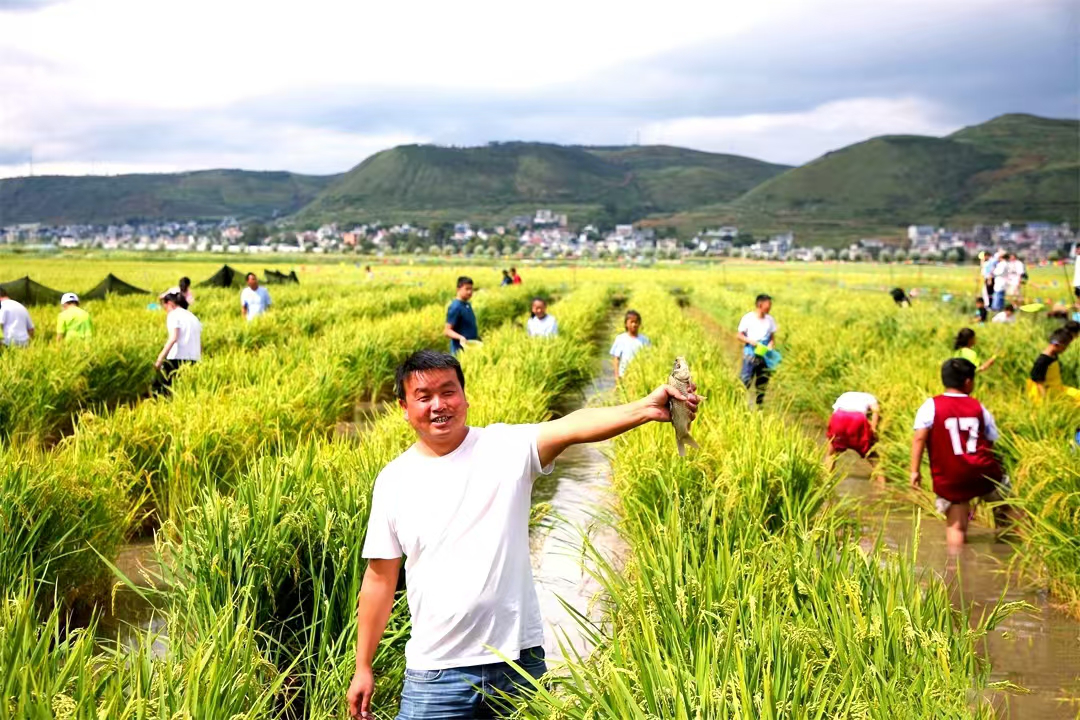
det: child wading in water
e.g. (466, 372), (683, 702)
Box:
(610, 309), (650, 378)
(952, 328), (995, 373)
(825, 391), (882, 479)
(910, 358), (1010, 548)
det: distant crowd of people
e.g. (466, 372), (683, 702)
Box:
(0, 272), (274, 397)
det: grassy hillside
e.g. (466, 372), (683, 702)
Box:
(733, 114), (1079, 227)
(296, 142), (788, 224)
(0, 170), (337, 225)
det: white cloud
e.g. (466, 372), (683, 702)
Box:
(640, 97), (961, 165)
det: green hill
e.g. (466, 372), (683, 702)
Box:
(733, 114), (1079, 227)
(295, 142), (789, 223)
(0, 170), (337, 225)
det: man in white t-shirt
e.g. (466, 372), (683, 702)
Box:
(1004, 254), (1025, 299)
(240, 273), (272, 320)
(347, 350), (699, 719)
(153, 288), (202, 395)
(0, 287), (35, 347)
(526, 298), (558, 337)
(736, 293), (778, 406)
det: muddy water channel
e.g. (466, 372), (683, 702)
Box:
(530, 350), (625, 663)
(836, 458), (1080, 719)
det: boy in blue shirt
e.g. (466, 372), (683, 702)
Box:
(444, 276), (478, 354)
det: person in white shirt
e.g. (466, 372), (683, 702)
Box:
(348, 350), (698, 719)
(1072, 244), (1080, 301)
(0, 287), (35, 347)
(526, 298), (558, 338)
(609, 309), (650, 377)
(736, 293), (779, 406)
(991, 257), (1009, 311)
(240, 273), (272, 320)
(1005, 255), (1025, 299)
(991, 304), (1016, 324)
(153, 288), (202, 395)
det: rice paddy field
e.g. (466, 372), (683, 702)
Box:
(1, 257), (1078, 718)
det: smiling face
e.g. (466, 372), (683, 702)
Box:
(399, 367), (469, 450)
(531, 299), (547, 318)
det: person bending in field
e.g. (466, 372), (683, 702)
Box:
(973, 297), (988, 324)
(241, 273), (271, 320)
(347, 350), (698, 720)
(910, 358), (1010, 548)
(56, 292), (93, 341)
(826, 392), (881, 479)
(152, 288), (202, 396)
(445, 276), (479, 355)
(1026, 328), (1080, 404)
(0, 286), (34, 347)
(610, 309), (650, 378)
(991, 304), (1016, 324)
(737, 293), (778, 406)
(526, 297), (557, 337)
(890, 287), (911, 307)
(953, 328), (995, 373)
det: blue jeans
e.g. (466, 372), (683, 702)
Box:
(991, 290), (1006, 311)
(396, 646), (547, 719)
(740, 355), (770, 406)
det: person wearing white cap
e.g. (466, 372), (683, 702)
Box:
(0, 286), (35, 347)
(56, 293), (93, 341)
(153, 287), (202, 395)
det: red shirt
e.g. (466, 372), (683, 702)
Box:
(512, 275), (522, 285)
(926, 394), (1002, 502)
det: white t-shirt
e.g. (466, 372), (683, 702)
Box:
(0, 299), (34, 346)
(362, 424), (553, 670)
(609, 332), (651, 376)
(992, 262), (1008, 292)
(240, 286), (271, 319)
(1005, 260), (1025, 293)
(738, 312), (778, 346)
(832, 392), (878, 414)
(166, 307), (202, 361)
(527, 314), (558, 337)
(990, 311), (1015, 324)
(913, 393), (999, 441)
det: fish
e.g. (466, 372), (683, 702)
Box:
(667, 356), (700, 457)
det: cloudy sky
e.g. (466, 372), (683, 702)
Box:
(1, 0), (1076, 178)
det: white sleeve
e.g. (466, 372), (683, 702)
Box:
(737, 315), (749, 335)
(166, 313), (179, 331)
(361, 476), (402, 559)
(609, 336), (623, 358)
(26, 313), (34, 330)
(913, 399), (935, 430)
(494, 423), (554, 479)
(982, 406), (1000, 442)
(770, 316), (779, 334)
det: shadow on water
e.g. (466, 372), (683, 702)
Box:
(94, 538), (168, 657)
(835, 456), (1080, 719)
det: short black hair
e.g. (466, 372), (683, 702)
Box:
(1050, 328), (1073, 346)
(975, 297), (985, 305)
(941, 357), (976, 389)
(1065, 320), (1080, 337)
(457, 276), (474, 288)
(755, 294), (772, 305)
(179, 276), (191, 290)
(395, 350), (465, 401)
(624, 309), (642, 326)
(246, 272), (257, 281)
(954, 327), (975, 350)
(1004, 303), (1015, 312)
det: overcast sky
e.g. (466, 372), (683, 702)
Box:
(1, 0), (1076, 178)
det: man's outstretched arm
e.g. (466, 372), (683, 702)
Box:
(536, 384), (698, 468)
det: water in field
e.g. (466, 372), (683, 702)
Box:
(94, 538), (168, 656)
(530, 349), (625, 663)
(836, 460), (1080, 719)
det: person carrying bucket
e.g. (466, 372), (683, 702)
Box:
(736, 293), (779, 406)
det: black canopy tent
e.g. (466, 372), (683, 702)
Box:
(197, 264), (246, 288)
(82, 274), (150, 301)
(263, 269), (299, 285)
(0, 276), (64, 306)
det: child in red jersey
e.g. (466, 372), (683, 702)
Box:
(826, 391), (881, 478)
(910, 358), (1010, 547)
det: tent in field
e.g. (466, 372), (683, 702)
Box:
(263, 269), (299, 284)
(0, 276), (64, 306)
(82, 274), (150, 300)
(197, 264), (246, 288)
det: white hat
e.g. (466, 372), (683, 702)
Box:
(60, 292), (79, 305)
(159, 286), (181, 300)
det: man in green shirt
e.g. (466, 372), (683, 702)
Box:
(56, 293), (93, 341)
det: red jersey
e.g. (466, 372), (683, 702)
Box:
(926, 394), (1002, 502)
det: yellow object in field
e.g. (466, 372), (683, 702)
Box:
(1026, 360), (1080, 404)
